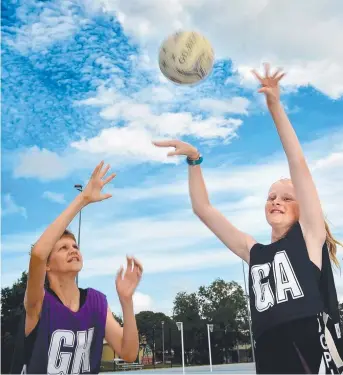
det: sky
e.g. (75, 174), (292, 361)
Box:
(2, 0), (343, 318)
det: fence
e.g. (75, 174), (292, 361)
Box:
(100, 323), (253, 372)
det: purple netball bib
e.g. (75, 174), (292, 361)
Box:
(26, 288), (107, 374)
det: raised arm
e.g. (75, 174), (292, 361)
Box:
(25, 162), (115, 322)
(105, 257), (143, 362)
(252, 64), (326, 268)
(153, 140), (256, 263)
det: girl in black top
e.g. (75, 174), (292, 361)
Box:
(154, 63), (343, 373)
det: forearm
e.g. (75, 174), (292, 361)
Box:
(189, 165), (211, 213)
(31, 194), (87, 261)
(120, 299), (139, 362)
(268, 102), (305, 165)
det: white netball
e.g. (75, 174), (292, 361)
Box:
(158, 31), (215, 85)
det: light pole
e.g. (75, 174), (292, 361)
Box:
(152, 325), (156, 368)
(74, 184), (83, 286)
(176, 322), (185, 374)
(242, 260), (255, 364)
(162, 321), (165, 364)
(207, 324), (214, 372)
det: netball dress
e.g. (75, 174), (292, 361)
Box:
(23, 288), (107, 374)
(249, 222), (342, 374)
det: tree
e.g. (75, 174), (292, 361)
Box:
(1, 272), (27, 373)
(171, 279), (250, 365)
(198, 279), (249, 363)
(113, 313), (123, 326)
(172, 291), (206, 365)
(135, 311), (175, 363)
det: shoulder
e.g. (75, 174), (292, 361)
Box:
(86, 288), (108, 307)
(85, 287), (106, 298)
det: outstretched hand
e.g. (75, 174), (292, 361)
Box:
(82, 161), (116, 204)
(251, 63), (285, 107)
(116, 256), (143, 303)
(153, 140), (199, 160)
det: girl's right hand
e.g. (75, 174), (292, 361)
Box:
(81, 161), (116, 204)
(152, 140), (200, 160)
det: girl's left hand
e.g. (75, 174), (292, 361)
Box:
(251, 63), (285, 107)
(116, 256), (143, 303)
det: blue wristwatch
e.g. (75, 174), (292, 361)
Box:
(186, 154), (203, 166)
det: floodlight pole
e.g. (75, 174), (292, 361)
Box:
(207, 324), (214, 372)
(176, 322), (185, 374)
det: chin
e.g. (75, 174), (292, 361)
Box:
(67, 264), (83, 272)
(267, 215), (286, 226)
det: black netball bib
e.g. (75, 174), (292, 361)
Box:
(248, 222), (324, 339)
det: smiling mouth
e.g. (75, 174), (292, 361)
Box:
(67, 257), (80, 263)
(270, 209), (284, 214)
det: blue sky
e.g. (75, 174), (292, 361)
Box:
(2, 0), (343, 316)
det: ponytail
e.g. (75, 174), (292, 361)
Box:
(325, 220), (342, 268)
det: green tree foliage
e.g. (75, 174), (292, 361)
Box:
(135, 311), (176, 362)
(171, 279), (250, 365)
(1, 272), (27, 373)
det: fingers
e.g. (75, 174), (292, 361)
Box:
(167, 150), (182, 157)
(251, 69), (263, 83)
(271, 68), (283, 79)
(126, 256), (134, 272)
(276, 72), (286, 82)
(131, 256), (144, 275)
(91, 161), (104, 178)
(100, 193), (113, 201)
(126, 255), (143, 277)
(102, 173), (116, 186)
(99, 164), (110, 179)
(258, 87), (269, 94)
(152, 140), (179, 148)
(116, 265), (124, 282)
(264, 62), (271, 78)
(253, 64), (285, 82)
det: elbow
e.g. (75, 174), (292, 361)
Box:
(192, 204), (211, 219)
(30, 246), (48, 262)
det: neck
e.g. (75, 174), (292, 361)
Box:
(48, 274), (79, 306)
(271, 224), (292, 243)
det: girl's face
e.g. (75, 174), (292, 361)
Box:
(265, 180), (300, 229)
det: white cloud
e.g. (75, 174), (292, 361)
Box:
(76, 86), (244, 141)
(14, 147), (71, 181)
(7, 0), (81, 54)
(42, 191), (66, 204)
(313, 152), (343, 170)
(133, 292), (154, 313)
(1, 194), (27, 219)
(11, 80), (247, 181)
(98, 0), (343, 98)
(81, 250), (239, 279)
(198, 97), (250, 115)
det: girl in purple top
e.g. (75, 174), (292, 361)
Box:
(23, 161), (143, 374)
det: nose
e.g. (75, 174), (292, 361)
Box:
(272, 197), (281, 206)
(69, 249), (79, 257)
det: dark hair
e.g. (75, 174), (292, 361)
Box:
(61, 229), (77, 243)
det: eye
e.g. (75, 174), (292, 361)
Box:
(59, 245), (67, 251)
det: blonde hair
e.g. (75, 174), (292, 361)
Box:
(325, 220), (342, 268)
(277, 178), (342, 268)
